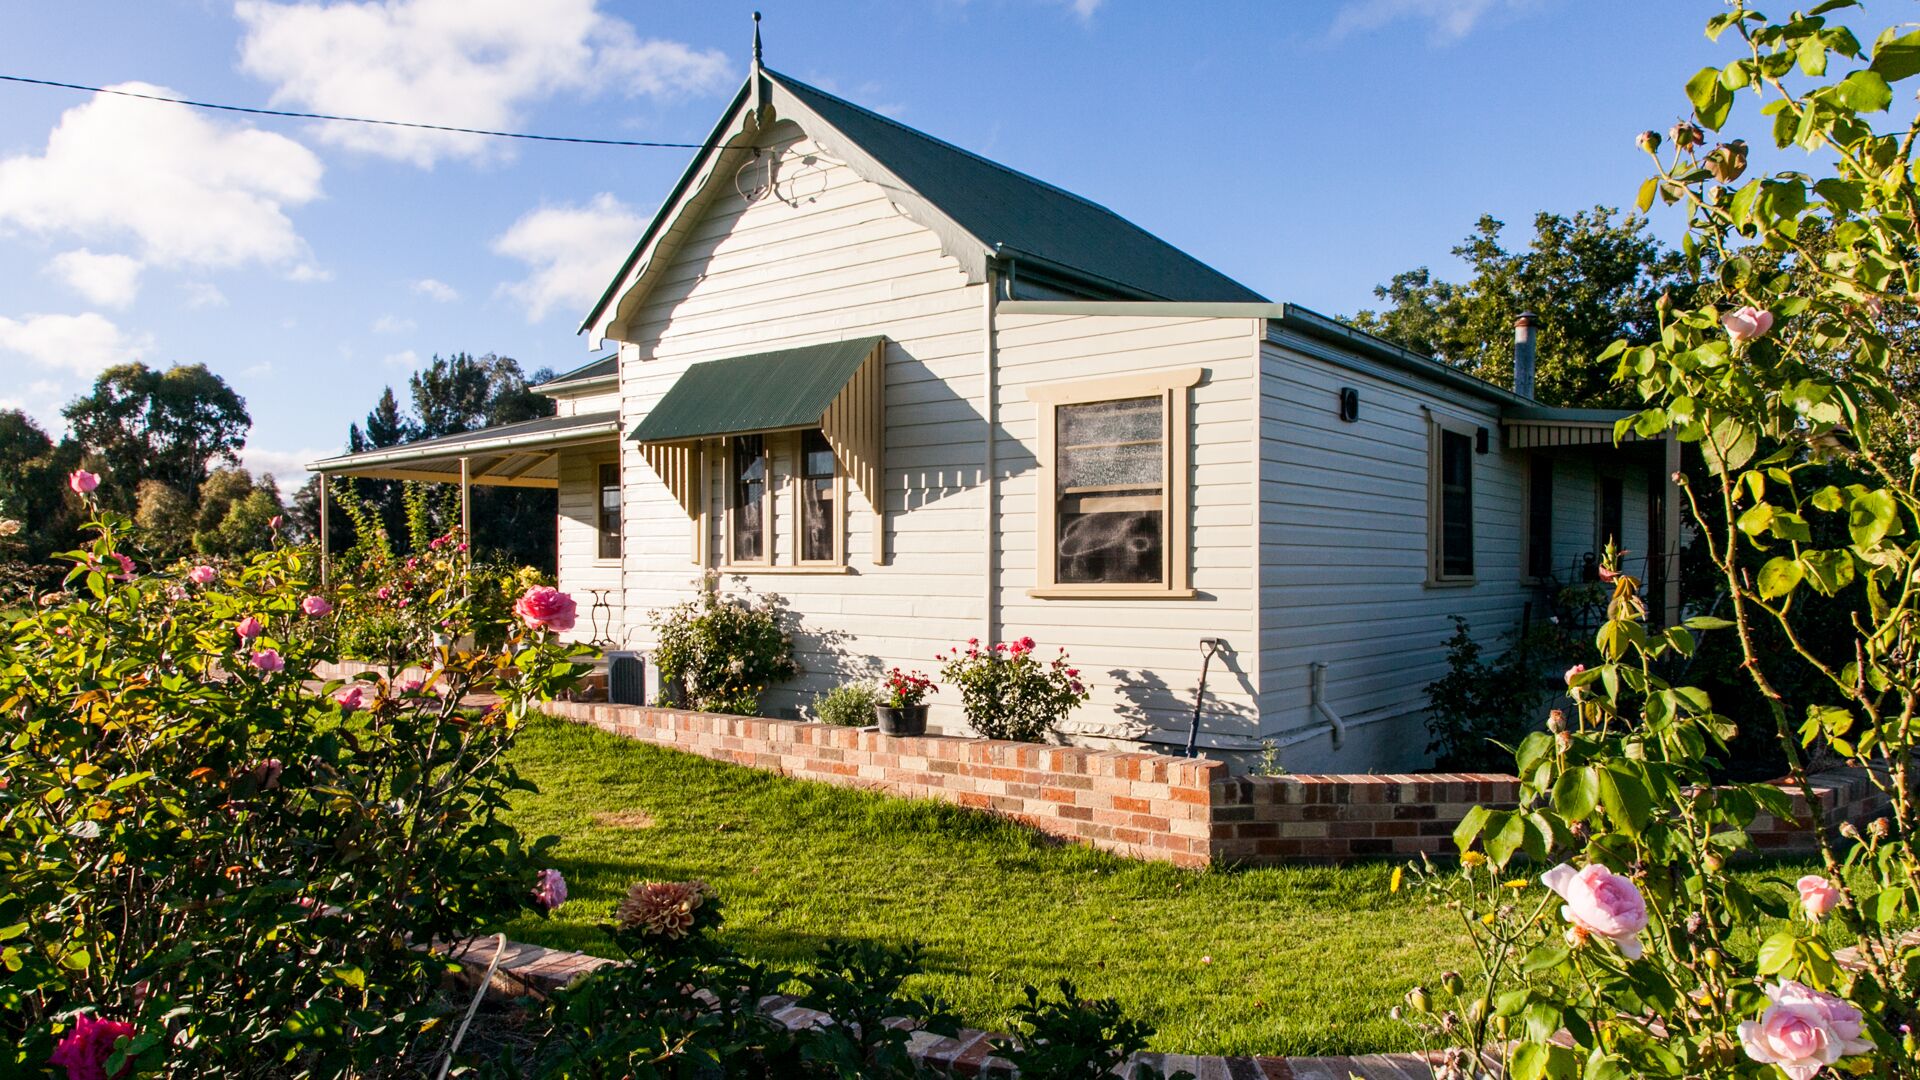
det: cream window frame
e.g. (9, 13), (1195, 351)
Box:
(1025, 367), (1203, 600)
(593, 456), (622, 565)
(722, 434), (774, 568)
(790, 428), (848, 568)
(1426, 410), (1479, 587)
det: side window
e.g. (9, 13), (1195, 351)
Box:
(1599, 476), (1625, 553)
(729, 434), (769, 563)
(1526, 457), (1553, 579)
(1027, 367), (1202, 598)
(597, 462), (621, 560)
(1429, 419), (1475, 582)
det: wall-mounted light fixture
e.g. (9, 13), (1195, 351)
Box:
(1338, 387), (1360, 423)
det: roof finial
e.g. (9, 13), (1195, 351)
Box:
(752, 11), (763, 70)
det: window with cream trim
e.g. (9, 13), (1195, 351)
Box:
(795, 428), (844, 565)
(1427, 413), (1477, 584)
(1027, 367), (1202, 598)
(727, 434), (770, 564)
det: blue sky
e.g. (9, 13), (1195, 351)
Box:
(0, 1), (1740, 485)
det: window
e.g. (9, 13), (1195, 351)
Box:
(1599, 476), (1625, 554)
(1525, 456), (1553, 579)
(1027, 367), (1203, 598)
(596, 462), (621, 560)
(796, 428), (841, 564)
(1428, 415), (1476, 583)
(728, 434), (769, 563)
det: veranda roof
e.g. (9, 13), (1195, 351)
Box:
(306, 411), (619, 489)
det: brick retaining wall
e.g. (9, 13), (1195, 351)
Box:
(313, 661), (1891, 868)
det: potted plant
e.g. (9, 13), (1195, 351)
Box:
(873, 668), (935, 736)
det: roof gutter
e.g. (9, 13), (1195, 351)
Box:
(1270, 306), (1533, 411)
(532, 374), (618, 396)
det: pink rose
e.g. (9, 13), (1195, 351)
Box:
(104, 553), (135, 582)
(67, 469), (100, 495)
(1722, 305), (1776, 344)
(300, 595), (333, 617)
(249, 649), (284, 673)
(1797, 874), (1841, 920)
(235, 616), (265, 641)
(187, 565), (216, 585)
(532, 868), (568, 912)
(269, 515), (283, 530)
(1540, 862), (1648, 959)
(249, 758), (283, 789)
(1564, 664), (1587, 688)
(397, 676), (424, 694)
(514, 586), (578, 633)
(333, 686), (365, 713)
(1739, 980), (1872, 1079)
(375, 585), (393, 601)
(49, 1013), (135, 1080)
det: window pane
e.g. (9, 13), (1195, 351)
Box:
(731, 435), (765, 561)
(1600, 477), (1624, 552)
(597, 463), (620, 560)
(800, 429), (835, 562)
(1527, 458), (1553, 579)
(1053, 395), (1168, 585)
(1440, 430), (1473, 577)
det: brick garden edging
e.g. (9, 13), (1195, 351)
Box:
(312, 661), (1891, 868)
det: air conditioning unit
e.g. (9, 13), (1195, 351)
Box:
(605, 651), (646, 706)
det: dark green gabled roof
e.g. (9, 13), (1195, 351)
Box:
(535, 354), (617, 389)
(629, 338), (882, 442)
(771, 72), (1265, 304)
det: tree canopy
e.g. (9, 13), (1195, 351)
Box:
(61, 363), (250, 509)
(1348, 208), (1693, 408)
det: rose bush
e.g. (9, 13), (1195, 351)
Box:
(1405, 7), (1920, 1076)
(0, 489), (586, 1077)
(937, 637), (1088, 743)
(649, 579), (796, 716)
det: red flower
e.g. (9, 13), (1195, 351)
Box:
(50, 1014), (135, 1080)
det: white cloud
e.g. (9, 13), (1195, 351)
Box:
(493, 193), (644, 322)
(46, 250), (144, 308)
(0, 379), (68, 435)
(235, 0), (731, 167)
(184, 282), (230, 309)
(1062, 0), (1103, 18)
(383, 348), (421, 368)
(412, 277), (459, 302)
(242, 444), (332, 489)
(0, 82), (323, 273)
(241, 361), (274, 377)
(372, 314), (416, 334)
(0, 312), (152, 376)
(1329, 0), (1531, 42)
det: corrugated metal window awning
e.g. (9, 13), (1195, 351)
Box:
(633, 337), (888, 562)
(1501, 407), (1667, 450)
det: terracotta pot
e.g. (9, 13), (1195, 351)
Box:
(873, 704), (928, 737)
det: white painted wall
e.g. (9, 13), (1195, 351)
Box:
(554, 445), (623, 645)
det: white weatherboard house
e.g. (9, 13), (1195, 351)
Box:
(311, 62), (1678, 772)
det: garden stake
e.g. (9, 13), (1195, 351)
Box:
(1184, 638), (1225, 758)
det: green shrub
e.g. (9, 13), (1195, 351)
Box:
(936, 637), (1088, 743)
(0, 499), (585, 1077)
(1423, 616), (1577, 772)
(649, 585), (796, 716)
(812, 680), (877, 726)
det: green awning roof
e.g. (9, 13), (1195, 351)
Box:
(628, 337), (884, 443)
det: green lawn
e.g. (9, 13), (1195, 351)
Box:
(496, 717), (1835, 1058)
(498, 716), (1470, 1057)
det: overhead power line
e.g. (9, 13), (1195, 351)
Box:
(0, 73), (719, 149)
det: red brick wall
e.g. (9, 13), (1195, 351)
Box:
(313, 661), (1888, 867)
(541, 701), (1225, 868)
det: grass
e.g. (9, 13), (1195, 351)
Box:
(497, 716), (1470, 1057)
(495, 716), (1835, 1058)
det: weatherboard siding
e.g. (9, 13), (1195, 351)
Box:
(993, 313), (1265, 751)
(609, 121), (990, 725)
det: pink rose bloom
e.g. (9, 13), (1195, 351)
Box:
(249, 649), (284, 673)
(67, 469), (100, 495)
(235, 616), (265, 641)
(532, 868), (568, 912)
(1018, 636), (1035, 650)
(375, 585), (393, 601)
(1797, 874), (1842, 920)
(105, 553), (135, 582)
(514, 586), (578, 633)
(187, 564), (216, 585)
(1564, 664), (1587, 687)
(1540, 862), (1648, 959)
(396, 675), (425, 694)
(269, 515), (283, 530)
(334, 685), (365, 713)
(49, 1013), (135, 1080)
(1739, 980), (1872, 1079)
(1722, 305), (1776, 344)
(250, 758), (283, 789)
(300, 595), (333, 617)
